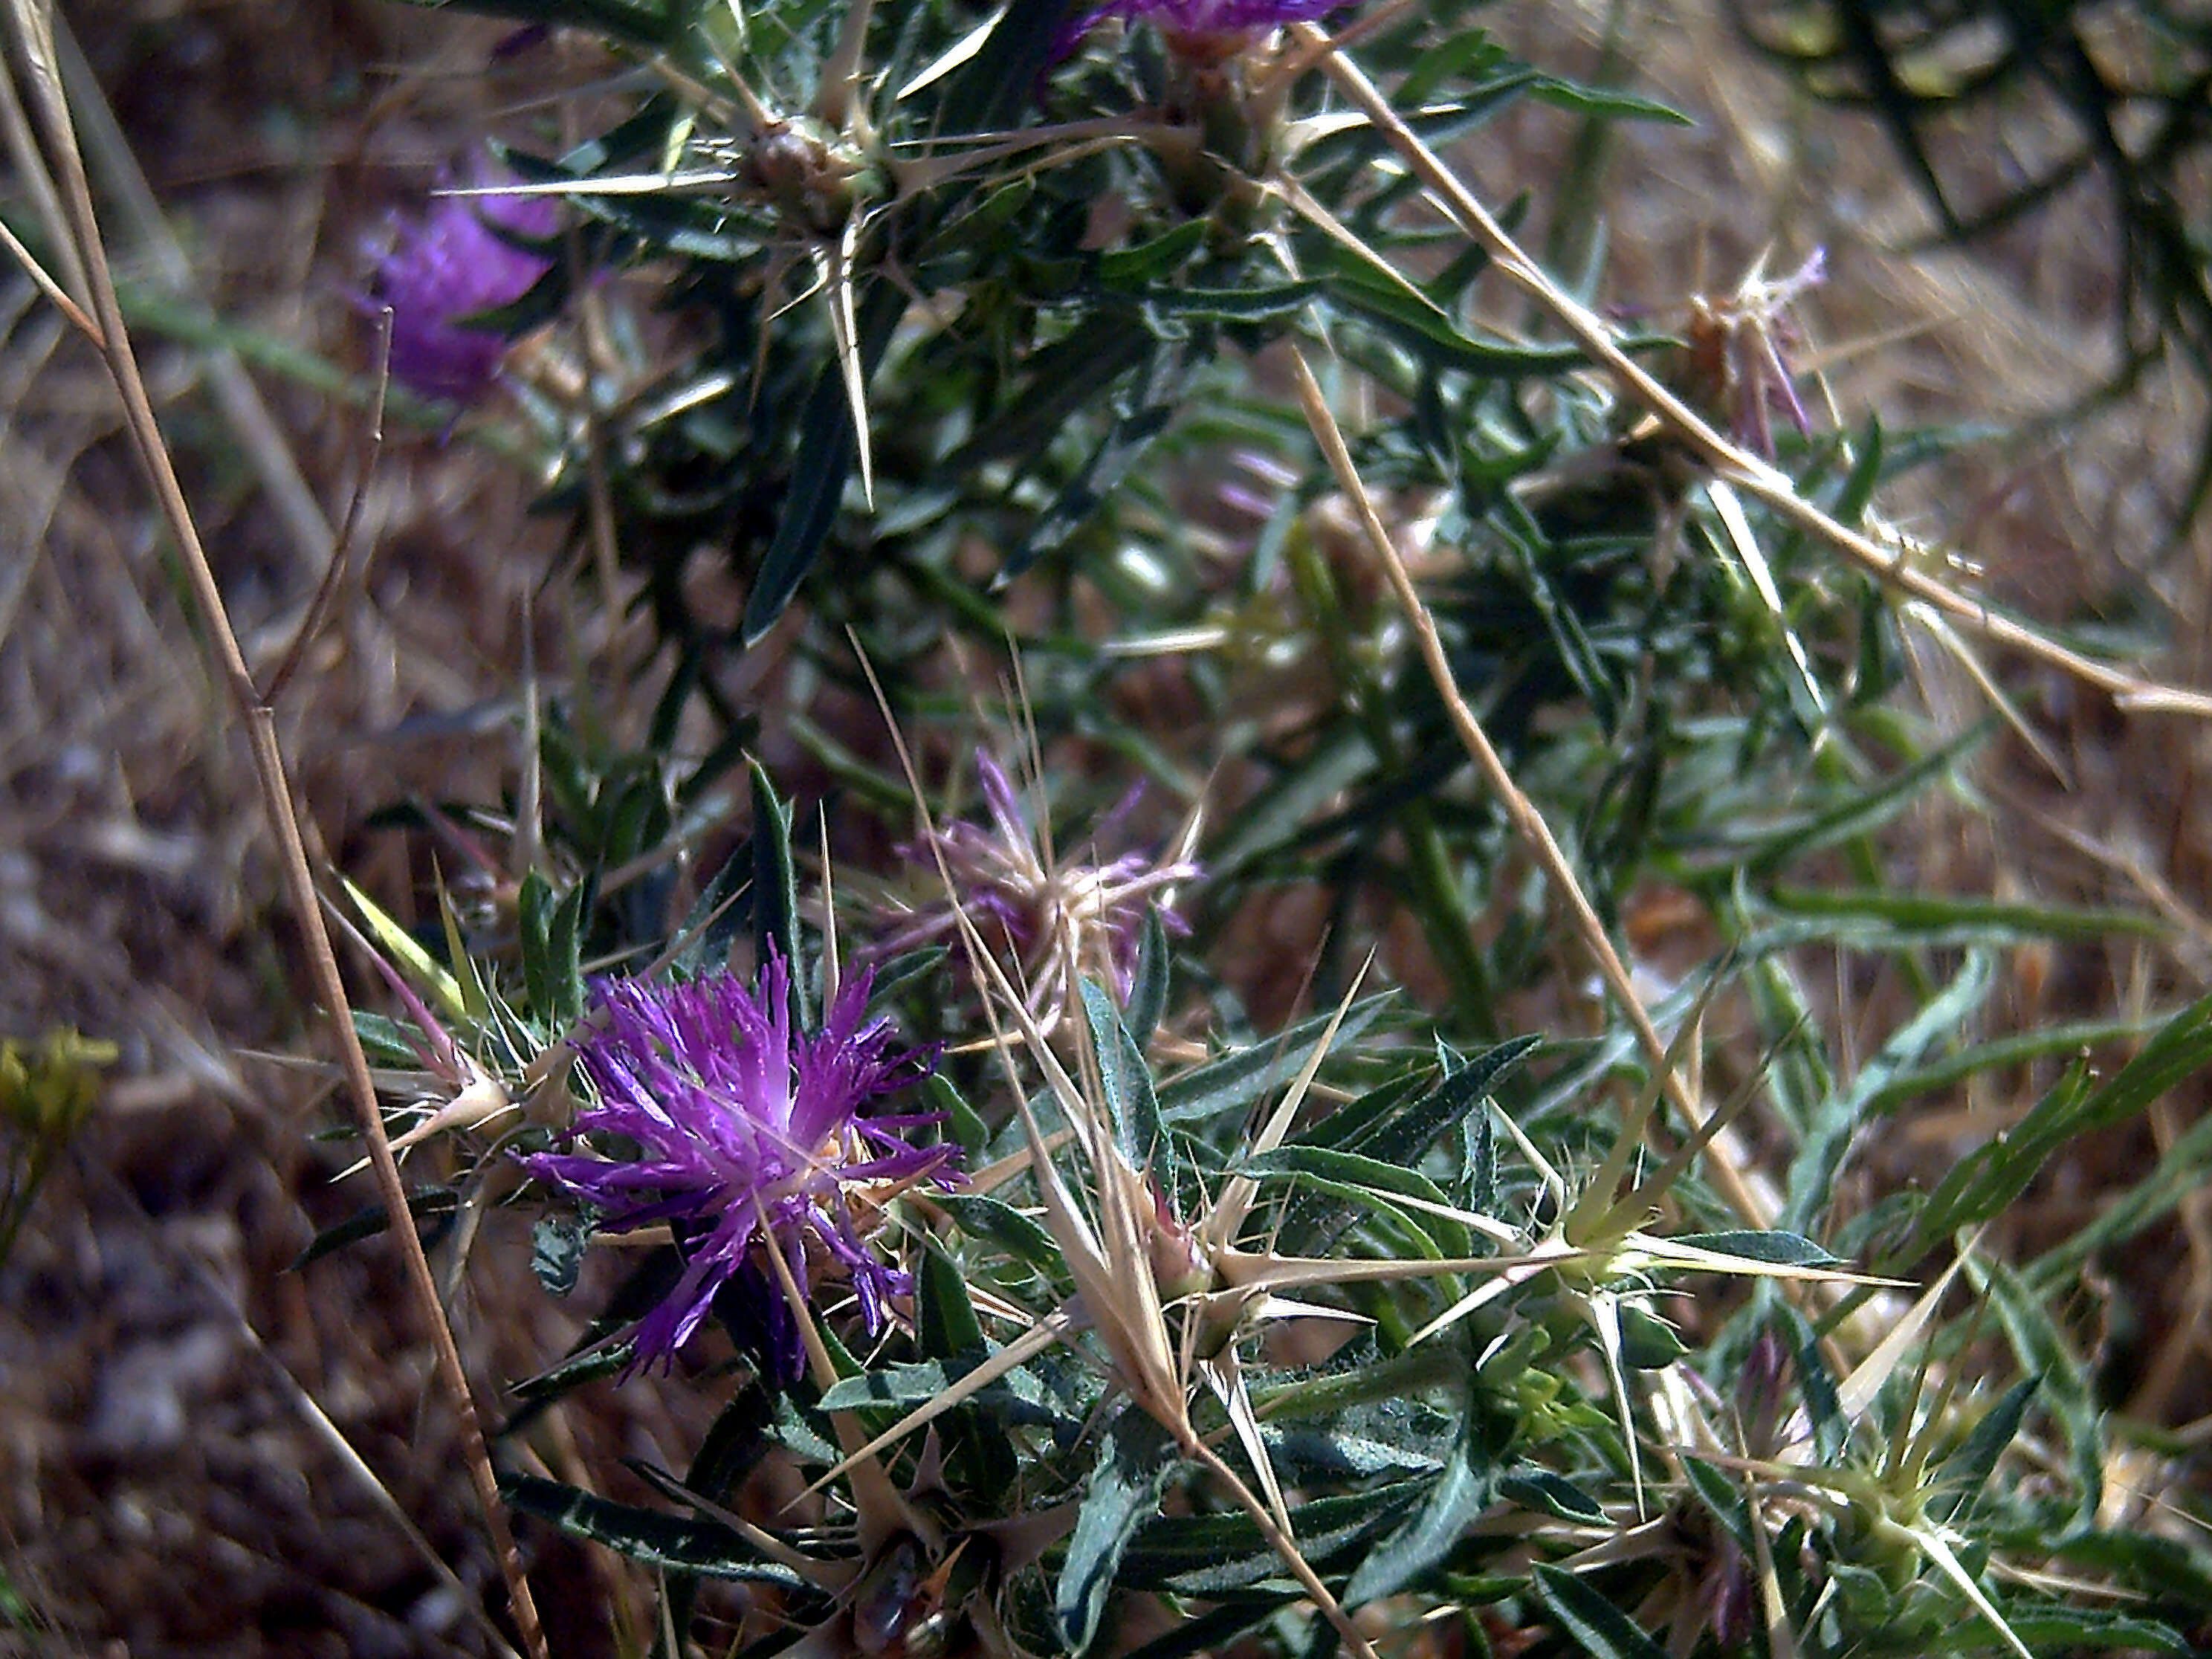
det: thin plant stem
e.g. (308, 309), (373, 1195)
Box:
(0, 5), (546, 1652)
(1289, 346), (1777, 1234)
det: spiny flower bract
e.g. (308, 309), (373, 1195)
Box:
(517, 952), (949, 1377)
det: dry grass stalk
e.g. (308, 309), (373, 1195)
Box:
(0, 3), (546, 1653)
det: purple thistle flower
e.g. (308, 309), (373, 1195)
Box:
(517, 953), (951, 1378)
(360, 161), (560, 406)
(886, 751), (1200, 1026)
(1057, 0), (1351, 60)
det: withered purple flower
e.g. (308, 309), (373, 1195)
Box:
(887, 751), (1200, 1026)
(360, 161), (560, 405)
(1678, 248), (1826, 459)
(518, 953), (949, 1377)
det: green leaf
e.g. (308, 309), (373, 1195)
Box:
(1094, 220), (1208, 287)
(1206, 723), (1371, 875)
(917, 1244), (985, 1358)
(1615, 1304), (1687, 1368)
(1237, 1143), (1466, 1258)
(1345, 1392), (1505, 1605)
(942, 320), (1154, 471)
(505, 1342), (632, 1412)
(1322, 248), (1592, 376)
(1855, 1013), (2170, 1122)
(2028, 1095), (2212, 1290)
(865, 945), (951, 1010)
(1976, 1607), (2191, 1654)
(351, 1010), (431, 1068)
(518, 870), (587, 1027)
(2048, 1530), (2212, 1607)
(1898, 989), (2212, 1275)
(1120, 1481), (1423, 1593)
(1766, 885), (2164, 943)
(1669, 1230), (1842, 1267)
(1531, 1562), (1671, 1659)
(290, 1187), (459, 1270)
(1737, 724), (1989, 877)
(1006, 337), (1194, 578)
(1125, 909), (1170, 1054)
(1081, 978), (1162, 1171)
(499, 1473), (812, 1585)
(1968, 1257), (2102, 1530)
(1397, 27), (1513, 107)
(1310, 1034), (1542, 1168)
(1780, 948), (1994, 1235)
(1930, 1374), (2037, 1524)
(937, 1191), (1064, 1270)
(748, 760), (806, 1025)
(1058, 1410), (1181, 1654)
(1526, 77), (1692, 125)
(1137, 281), (1322, 325)
(688, 1384), (776, 1504)
(1260, 1426), (1443, 1481)
(742, 282), (903, 643)
(665, 835), (751, 978)
(1156, 994), (1390, 1125)
(1499, 1469), (1607, 1526)
(818, 1352), (1077, 1432)
(925, 1073), (989, 1160)
(648, 1380), (779, 1655)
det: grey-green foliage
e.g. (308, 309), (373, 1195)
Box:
(332, 1), (2212, 1656)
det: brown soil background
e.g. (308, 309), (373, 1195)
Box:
(2, 1), (2208, 1654)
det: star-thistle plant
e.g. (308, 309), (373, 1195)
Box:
(358, 160), (559, 406)
(261, 3), (2212, 1657)
(517, 953), (951, 1375)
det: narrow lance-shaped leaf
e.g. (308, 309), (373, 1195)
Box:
(1532, 1562), (1672, 1659)
(498, 1472), (812, 1585)
(748, 760), (807, 1026)
(1058, 1409), (1181, 1655)
(1344, 1380), (1506, 1606)
(1081, 977), (1162, 1171)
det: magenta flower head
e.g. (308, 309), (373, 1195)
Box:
(887, 751), (1200, 1027)
(1057, 0), (1351, 61)
(517, 952), (951, 1379)
(359, 160), (560, 406)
